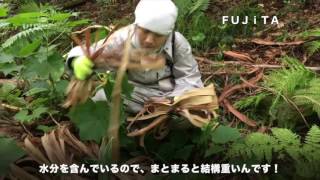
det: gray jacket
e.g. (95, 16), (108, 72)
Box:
(66, 24), (203, 113)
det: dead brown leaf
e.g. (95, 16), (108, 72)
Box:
(223, 99), (257, 127)
(223, 51), (254, 62)
(218, 71), (264, 103)
(251, 38), (305, 46)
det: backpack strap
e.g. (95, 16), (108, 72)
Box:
(172, 31), (175, 60)
(166, 31), (175, 73)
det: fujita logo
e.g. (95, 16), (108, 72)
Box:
(222, 16), (279, 25)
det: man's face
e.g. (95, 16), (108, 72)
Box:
(135, 26), (168, 52)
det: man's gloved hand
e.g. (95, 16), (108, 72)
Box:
(72, 56), (94, 80)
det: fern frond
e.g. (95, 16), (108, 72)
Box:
(0, 20), (10, 29)
(294, 78), (320, 116)
(227, 126), (320, 178)
(2, 23), (68, 49)
(294, 95), (320, 115)
(304, 125), (320, 149)
(269, 100), (301, 128)
(234, 92), (269, 110)
(189, 0), (210, 15)
(300, 28), (320, 56)
(226, 143), (247, 159)
(300, 28), (320, 38)
(174, 0), (193, 17)
(299, 125), (320, 177)
(271, 128), (301, 160)
(21, 23), (45, 30)
(18, 0), (40, 13)
(245, 133), (276, 163)
(264, 57), (314, 96)
(264, 57), (315, 120)
(306, 41), (320, 56)
(227, 133), (276, 163)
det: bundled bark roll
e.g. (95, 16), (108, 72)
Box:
(63, 26), (166, 108)
(11, 124), (99, 180)
(126, 83), (219, 143)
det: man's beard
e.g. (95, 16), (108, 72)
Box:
(142, 47), (162, 55)
(143, 48), (161, 54)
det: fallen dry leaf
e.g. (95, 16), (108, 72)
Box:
(223, 51), (254, 62)
(219, 71), (264, 103)
(251, 38), (305, 46)
(223, 99), (257, 127)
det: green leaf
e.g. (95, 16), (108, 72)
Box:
(189, 0), (210, 14)
(18, 1), (40, 13)
(50, 13), (72, 21)
(68, 100), (110, 143)
(66, 19), (89, 28)
(0, 83), (16, 95)
(103, 75), (115, 101)
(28, 98), (49, 111)
(90, 28), (109, 43)
(29, 80), (50, 90)
(14, 110), (32, 122)
(300, 28), (320, 38)
(122, 74), (134, 99)
(170, 131), (189, 148)
(211, 125), (241, 144)
(0, 5), (8, 17)
(103, 73), (133, 100)
(3, 38), (29, 55)
(6, 12), (46, 26)
(0, 137), (25, 175)
(0, 63), (23, 75)
(245, 133), (275, 162)
(54, 80), (69, 96)
(14, 106), (47, 123)
(43, 51), (65, 81)
(1, 24), (60, 49)
(191, 32), (206, 43)
(24, 87), (48, 96)
(0, 53), (14, 63)
(31, 106), (48, 119)
(23, 50), (64, 81)
(7, 96), (26, 107)
(174, 145), (194, 161)
(205, 145), (225, 157)
(234, 92), (269, 110)
(17, 39), (41, 57)
(1, 88), (26, 106)
(306, 41), (320, 56)
(33, 46), (52, 63)
(156, 142), (177, 161)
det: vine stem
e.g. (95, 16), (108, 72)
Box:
(107, 31), (132, 162)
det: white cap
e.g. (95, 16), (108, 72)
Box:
(134, 0), (178, 36)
